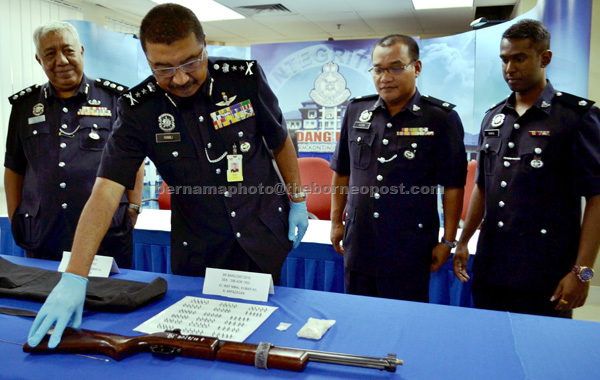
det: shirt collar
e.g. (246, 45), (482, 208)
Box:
(43, 74), (90, 101)
(373, 88), (422, 115)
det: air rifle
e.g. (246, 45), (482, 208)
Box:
(23, 327), (402, 372)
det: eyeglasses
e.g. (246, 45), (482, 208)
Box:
(151, 51), (205, 78)
(368, 60), (415, 76)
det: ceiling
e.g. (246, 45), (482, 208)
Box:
(90, 0), (518, 46)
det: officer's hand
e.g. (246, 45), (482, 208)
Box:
(288, 200), (308, 249)
(453, 243), (471, 282)
(330, 221), (345, 256)
(430, 243), (451, 272)
(551, 272), (589, 311)
(128, 208), (139, 227)
(28, 273), (88, 349)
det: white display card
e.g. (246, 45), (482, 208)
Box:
(133, 296), (278, 342)
(57, 251), (120, 278)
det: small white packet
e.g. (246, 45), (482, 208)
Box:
(296, 318), (336, 340)
(276, 322), (292, 331)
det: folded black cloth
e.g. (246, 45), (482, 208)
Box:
(0, 257), (167, 312)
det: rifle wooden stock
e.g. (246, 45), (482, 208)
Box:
(23, 328), (401, 372)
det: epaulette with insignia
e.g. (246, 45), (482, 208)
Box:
(120, 77), (159, 107)
(8, 84), (41, 105)
(349, 94), (378, 102)
(421, 94), (455, 111)
(95, 78), (128, 94)
(554, 91), (595, 111)
(211, 59), (258, 77)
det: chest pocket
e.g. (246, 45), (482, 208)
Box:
(153, 142), (199, 185)
(482, 137), (502, 176)
(349, 133), (375, 170)
(79, 118), (111, 151)
(24, 123), (51, 158)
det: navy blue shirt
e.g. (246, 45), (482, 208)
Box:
(98, 58), (292, 278)
(5, 75), (133, 266)
(331, 90), (467, 276)
(474, 81), (600, 291)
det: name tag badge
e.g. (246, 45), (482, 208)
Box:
(353, 122), (371, 129)
(155, 132), (181, 143)
(227, 154), (243, 182)
(28, 115), (46, 125)
(484, 129), (500, 137)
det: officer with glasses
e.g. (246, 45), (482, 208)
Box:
(330, 34), (467, 301)
(27, 3), (308, 349)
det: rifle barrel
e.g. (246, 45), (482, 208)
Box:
(297, 349), (402, 372)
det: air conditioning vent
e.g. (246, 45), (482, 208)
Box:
(236, 3), (293, 16)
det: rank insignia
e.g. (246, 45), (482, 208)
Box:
(210, 100), (255, 130)
(216, 92), (237, 107)
(541, 101), (551, 108)
(491, 113), (505, 127)
(32, 103), (44, 116)
(88, 99), (102, 106)
(77, 106), (112, 117)
(412, 104), (420, 112)
(359, 110), (372, 122)
(529, 131), (550, 136)
(397, 127), (434, 136)
(158, 113), (176, 132)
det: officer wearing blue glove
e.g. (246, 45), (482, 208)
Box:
(28, 3), (308, 348)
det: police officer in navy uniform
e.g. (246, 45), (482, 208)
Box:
(455, 20), (600, 317)
(4, 21), (143, 268)
(330, 34), (467, 302)
(27, 4), (308, 349)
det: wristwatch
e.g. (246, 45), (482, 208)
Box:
(128, 203), (143, 214)
(572, 266), (594, 282)
(290, 191), (307, 200)
(441, 237), (457, 248)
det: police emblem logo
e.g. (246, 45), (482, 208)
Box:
(158, 113), (176, 132)
(359, 110), (372, 122)
(491, 114), (505, 127)
(32, 103), (44, 116)
(530, 159), (544, 169)
(240, 141), (251, 152)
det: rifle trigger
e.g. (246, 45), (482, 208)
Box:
(150, 344), (181, 360)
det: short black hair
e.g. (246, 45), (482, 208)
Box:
(373, 34), (419, 61)
(139, 3), (204, 52)
(502, 19), (550, 53)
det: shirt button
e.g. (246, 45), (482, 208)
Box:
(33, 130), (38, 135)
(60, 182), (66, 189)
(60, 143), (67, 148)
(172, 151), (179, 157)
(535, 147), (542, 154)
(418, 223), (423, 229)
(504, 161), (510, 167)
(377, 175), (383, 181)
(508, 142), (515, 148)
(93, 123), (98, 129)
(514, 123), (520, 130)
(378, 157), (385, 163)
(25, 213), (30, 218)
(62, 203), (68, 209)
(382, 139), (389, 145)
(357, 136), (362, 142)
(498, 221), (504, 227)
(373, 212), (379, 218)
(216, 168), (221, 174)
(62, 107), (68, 113)
(238, 131), (244, 137)
(230, 211), (236, 217)
(501, 181), (507, 188)
(236, 232), (241, 238)
(374, 193), (380, 199)
(498, 201), (505, 207)
(278, 207), (283, 212)
(61, 124), (67, 129)
(207, 142), (212, 149)
(541, 229), (547, 235)
(183, 241), (188, 247)
(485, 143), (489, 149)
(224, 191), (230, 197)
(58, 162), (66, 167)
(386, 123), (393, 128)
(198, 116), (204, 122)
(411, 143), (418, 149)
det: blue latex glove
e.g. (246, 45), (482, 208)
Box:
(28, 272), (88, 349)
(288, 200), (309, 249)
